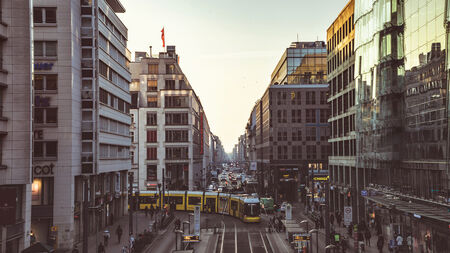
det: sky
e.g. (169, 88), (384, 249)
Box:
(118, 0), (348, 152)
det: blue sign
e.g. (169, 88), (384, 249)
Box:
(34, 62), (54, 70)
(361, 190), (368, 196)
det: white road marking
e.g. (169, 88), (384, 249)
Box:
(275, 228), (290, 253)
(234, 223), (238, 253)
(259, 231), (269, 253)
(248, 232), (253, 253)
(220, 221), (225, 253)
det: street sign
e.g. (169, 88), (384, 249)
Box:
(344, 206), (352, 226)
(293, 233), (310, 242)
(361, 190), (368, 196)
(182, 235), (200, 242)
(313, 176), (329, 181)
(286, 204), (292, 220)
(194, 206), (201, 236)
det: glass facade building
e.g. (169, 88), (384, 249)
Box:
(354, 0), (450, 251)
(271, 42), (327, 85)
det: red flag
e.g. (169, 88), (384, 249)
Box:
(161, 28), (165, 48)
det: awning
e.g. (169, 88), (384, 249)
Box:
(364, 195), (450, 224)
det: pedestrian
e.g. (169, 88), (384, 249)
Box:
(150, 204), (155, 219)
(407, 234), (413, 252)
(377, 235), (385, 253)
(388, 237), (396, 253)
(103, 230), (110, 247)
(116, 225), (123, 244)
(97, 242), (105, 253)
(330, 213), (335, 225)
(145, 206), (148, 217)
(122, 245), (129, 253)
(72, 245), (79, 253)
(365, 229), (372, 246)
(396, 234), (403, 248)
(336, 211), (342, 227)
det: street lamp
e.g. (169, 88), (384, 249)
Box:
(325, 244), (336, 253)
(309, 229), (319, 253)
(300, 220), (309, 233)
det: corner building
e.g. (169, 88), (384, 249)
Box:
(326, 0), (359, 223)
(130, 47), (212, 191)
(250, 42), (331, 203)
(31, 0), (131, 250)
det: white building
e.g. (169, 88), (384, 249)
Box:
(31, 0), (131, 250)
(0, 1), (33, 252)
(130, 46), (212, 191)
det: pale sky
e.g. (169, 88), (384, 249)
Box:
(118, 0), (348, 152)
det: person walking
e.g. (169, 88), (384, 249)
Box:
(377, 235), (385, 253)
(336, 211), (342, 227)
(365, 229), (372, 246)
(116, 225), (123, 244)
(150, 204), (155, 219)
(330, 213), (335, 225)
(145, 206), (149, 217)
(97, 242), (105, 253)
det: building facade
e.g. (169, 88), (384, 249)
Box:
(352, 0), (450, 251)
(130, 46), (212, 191)
(0, 0), (33, 252)
(248, 42), (331, 203)
(326, 0), (359, 223)
(31, 0), (131, 250)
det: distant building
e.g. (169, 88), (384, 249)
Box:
(248, 41), (331, 202)
(130, 46), (212, 191)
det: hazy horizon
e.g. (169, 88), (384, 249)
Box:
(119, 0), (348, 152)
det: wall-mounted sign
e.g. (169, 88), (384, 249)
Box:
(250, 162), (257, 171)
(34, 62), (54, 71)
(33, 163), (55, 176)
(313, 176), (329, 181)
(182, 235), (199, 242)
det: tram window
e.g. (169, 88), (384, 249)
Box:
(188, 196), (201, 205)
(231, 200), (238, 210)
(169, 196), (183, 204)
(140, 196), (157, 204)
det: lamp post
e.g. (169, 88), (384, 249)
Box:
(300, 220), (309, 233)
(309, 229), (319, 253)
(325, 244), (336, 253)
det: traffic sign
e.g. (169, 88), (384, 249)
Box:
(344, 206), (352, 226)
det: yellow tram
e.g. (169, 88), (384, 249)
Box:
(135, 191), (261, 223)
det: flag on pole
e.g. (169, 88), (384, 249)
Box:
(161, 28), (165, 48)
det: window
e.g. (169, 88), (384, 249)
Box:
(34, 108), (57, 124)
(166, 130), (188, 142)
(292, 146), (302, 159)
(35, 75), (57, 92)
(147, 147), (157, 160)
(34, 141), (57, 159)
(188, 197), (201, 205)
(320, 109), (330, 123)
(166, 64), (176, 74)
(147, 130), (157, 143)
(166, 147), (188, 160)
(99, 61), (108, 77)
(165, 113), (188, 125)
(100, 89), (108, 104)
(306, 91), (316, 105)
(306, 127), (316, 141)
(320, 91), (327, 104)
(147, 96), (158, 107)
(306, 145), (317, 159)
(165, 96), (189, 108)
(147, 113), (157, 125)
(147, 80), (157, 91)
(291, 110), (301, 123)
(291, 91), (301, 105)
(147, 165), (157, 180)
(306, 109), (316, 123)
(292, 129), (302, 141)
(33, 7), (56, 24)
(277, 131), (287, 141)
(165, 80), (175, 90)
(34, 41), (57, 57)
(277, 146), (288, 160)
(148, 64), (158, 74)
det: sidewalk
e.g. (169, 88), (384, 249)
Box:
(79, 211), (162, 253)
(287, 201), (381, 253)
